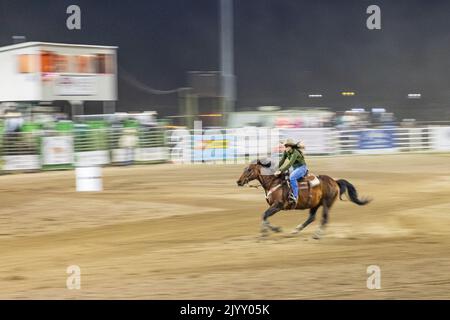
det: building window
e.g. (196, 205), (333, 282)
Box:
(53, 54), (69, 73)
(17, 54), (37, 73)
(96, 54), (114, 74)
(35, 51), (115, 74)
(40, 51), (55, 73)
(77, 55), (89, 73)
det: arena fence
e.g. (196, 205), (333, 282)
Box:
(0, 126), (168, 172)
(0, 126), (449, 172)
(168, 126), (450, 164)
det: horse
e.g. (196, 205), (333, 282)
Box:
(236, 159), (371, 239)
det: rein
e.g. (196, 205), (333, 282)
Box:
(245, 181), (283, 199)
(256, 172), (286, 201)
(264, 183), (283, 200)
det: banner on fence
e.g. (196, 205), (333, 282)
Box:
(193, 132), (232, 162)
(112, 148), (127, 163)
(191, 128), (278, 162)
(431, 126), (450, 151)
(135, 147), (168, 162)
(355, 129), (398, 153)
(168, 129), (192, 163)
(75, 150), (110, 166)
(3, 155), (41, 171)
(42, 136), (74, 166)
(279, 128), (334, 154)
(233, 127), (277, 159)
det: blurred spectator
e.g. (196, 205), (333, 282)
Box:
(400, 118), (416, 128)
(5, 116), (24, 133)
(119, 128), (138, 165)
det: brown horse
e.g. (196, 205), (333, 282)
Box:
(236, 159), (371, 239)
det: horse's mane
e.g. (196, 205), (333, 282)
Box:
(252, 158), (277, 176)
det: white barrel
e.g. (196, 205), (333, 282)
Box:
(75, 166), (103, 192)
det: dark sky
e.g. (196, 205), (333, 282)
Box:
(1, 0), (450, 119)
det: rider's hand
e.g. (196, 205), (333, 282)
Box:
(274, 170), (281, 176)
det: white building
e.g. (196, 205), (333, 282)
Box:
(0, 41), (118, 116)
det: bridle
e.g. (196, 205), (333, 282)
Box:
(251, 166), (287, 200)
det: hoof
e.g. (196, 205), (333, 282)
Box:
(272, 227), (282, 233)
(290, 229), (299, 235)
(260, 229), (269, 237)
(312, 229), (323, 240)
(313, 228), (324, 240)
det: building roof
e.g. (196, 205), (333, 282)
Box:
(0, 41), (118, 53)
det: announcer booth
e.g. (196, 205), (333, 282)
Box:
(0, 41), (118, 117)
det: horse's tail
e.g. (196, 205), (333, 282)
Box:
(336, 179), (371, 206)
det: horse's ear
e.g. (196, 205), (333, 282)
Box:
(262, 161), (272, 168)
(257, 159), (271, 168)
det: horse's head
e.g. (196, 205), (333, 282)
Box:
(236, 159), (272, 186)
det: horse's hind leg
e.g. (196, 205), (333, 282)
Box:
(261, 202), (283, 236)
(313, 192), (338, 239)
(311, 184), (340, 240)
(291, 205), (319, 234)
(312, 204), (329, 239)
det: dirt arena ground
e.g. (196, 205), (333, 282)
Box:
(1, 153), (450, 299)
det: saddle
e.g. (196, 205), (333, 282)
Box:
(283, 171), (321, 209)
(299, 171), (321, 188)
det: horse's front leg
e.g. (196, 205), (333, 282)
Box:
(291, 205), (319, 234)
(313, 203), (330, 240)
(261, 202), (283, 236)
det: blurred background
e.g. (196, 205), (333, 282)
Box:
(1, 0), (450, 126)
(1, 0), (450, 300)
(0, 0), (449, 166)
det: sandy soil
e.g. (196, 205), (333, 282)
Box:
(1, 153), (450, 299)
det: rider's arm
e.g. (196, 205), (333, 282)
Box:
(297, 150), (305, 165)
(279, 150), (300, 172)
(278, 152), (287, 169)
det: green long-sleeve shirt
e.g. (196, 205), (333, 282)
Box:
(278, 149), (306, 172)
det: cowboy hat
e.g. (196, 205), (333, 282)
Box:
(283, 138), (305, 149)
(283, 138), (297, 147)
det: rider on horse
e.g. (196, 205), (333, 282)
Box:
(274, 138), (308, 206)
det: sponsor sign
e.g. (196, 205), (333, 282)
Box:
(193, 131), (233, 162)
(135, 147), (168, 162)
(431, 127), (450, 151)
(168, 129), (192, 163)
(42, 136), (74, 165)
(75, 150), (110, 166)
(55, 76), (96, 96)
(357, 129), (396, 151)
(112, 148), (131, 163)
(279, 128), (334, 154)
(232, 127), (278, 159)
(3, 155), (41, 171)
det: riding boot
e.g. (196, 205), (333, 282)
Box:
(288, 193), (298, 208)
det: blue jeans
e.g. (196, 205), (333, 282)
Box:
(289, 165), (308, 199)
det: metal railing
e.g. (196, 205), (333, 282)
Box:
(168, 126), (450, 164)
(1, 125), (449, 172)
(0, 126), (168, 171)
